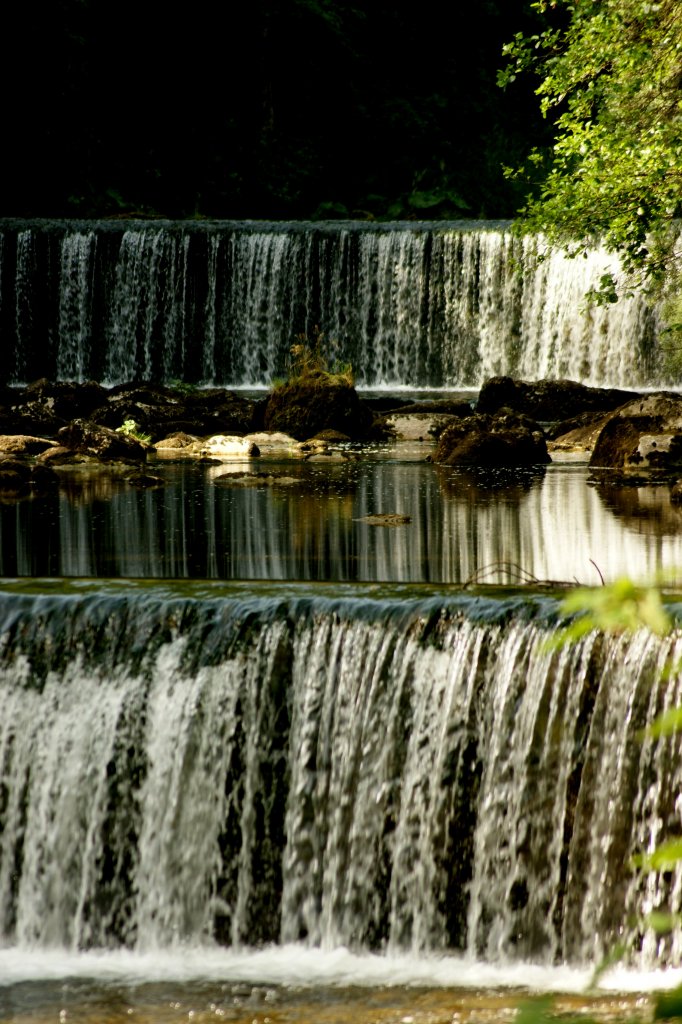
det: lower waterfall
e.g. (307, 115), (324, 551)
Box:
(1, 584), (681, 969)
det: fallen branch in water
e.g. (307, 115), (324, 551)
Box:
(463, 560), (578, 589)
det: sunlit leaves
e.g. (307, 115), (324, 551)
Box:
(546, 578), (672, 650)
(501, 0), (682, 291)
(632, 840), (682, 872)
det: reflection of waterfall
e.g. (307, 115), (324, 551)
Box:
(1, 464), (682, 584)
(0, 587), (681, 966)
(0, 220), (662, 388)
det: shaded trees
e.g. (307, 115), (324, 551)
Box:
(0, 0), (548, 219)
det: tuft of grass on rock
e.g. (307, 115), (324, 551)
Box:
(116, 419), (152, 444)
(276, 326), (354, 391)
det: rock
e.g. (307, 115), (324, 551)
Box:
(590, 393), (682, 474)
(435, 409), (550, 467)
(263, 379), (374, 440)
(6, 380), (108, 435)
(89, 384), (256, 440)
(548, 413), (614, 454)
(243, 432), (304, 456)
(212, 471), (302, 488)
(671, 480), (682, 504)
(0, 435), (59, 455)
(382, 412), (455, 441)
(200, 435), (259, 458)
(311, 429), (352, 442)
(37, 445), (80, 465)
(477, 376), (639, 420)
(153, 432), (200, 450)
(356, 513), (412, 526)
(57, 419), (147, 462)
(126, 473), (164, 488)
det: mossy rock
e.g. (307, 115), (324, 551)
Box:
(435, 410), (550, 467)
(263, 379), (374, 441)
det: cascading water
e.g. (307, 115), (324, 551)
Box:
(1, 585), (681, 968)
(0, 219), (663, 389)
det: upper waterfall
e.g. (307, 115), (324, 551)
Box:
(0, 219), (663, 389)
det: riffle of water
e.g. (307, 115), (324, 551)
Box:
(1, 585), (681, 970)
(0, 220), (662, 388)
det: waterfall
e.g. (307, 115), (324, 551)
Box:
(0, 220), (663, 389)
(1, 586), (681, 966)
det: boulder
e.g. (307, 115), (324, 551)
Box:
(263, 379), (374, 440)
(477, 376), (639, 421)
(381, 412), (456, 441)
(153, 432), (200, 450)
(90, 383), (255, 440)
(200, 435), (259, 459)
(0, 435), (59, 456)
(590, 393), (682, 474)
(57, 420), (147, 462)
(435, 409), (550, 467)
(5, 379), (108, 435)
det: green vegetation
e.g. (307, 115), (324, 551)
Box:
(500, 0), (682, 299)
(115, 419), (151, 444)
(277, 327), (354, 390)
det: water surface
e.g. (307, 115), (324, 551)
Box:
(1, 450), (680, 584)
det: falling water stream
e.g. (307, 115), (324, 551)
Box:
(1, 580), (682, 1022)
(0, 220), (663, 388)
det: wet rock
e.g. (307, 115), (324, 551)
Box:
(311, 429), (352, 442)
(545, 411), (614, 453)
(126, 472), (164, 488)
(57, 419), (147, 462)
(477, 376), (639, 421)
(590, 393), (682, 475)
(200, 435), (259, 458)
(263, 379), (374, 440)
(243, 432), (306, 457)
(90, 383), (255, 440)
(153, 432), (200, 450)
(381, 412), (455, 441)
(213, 471), (302, 488)
(37, 445), (81, 465)
(435, 409), (550, 467)
(6, 379), (108, 435)
(0, 435), (59, 456)
(356, 513), (412, 526)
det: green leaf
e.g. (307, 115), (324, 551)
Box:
(644, 706), (682, 740)
(644, 910), (682, 935)
(632, 839), (682, 872)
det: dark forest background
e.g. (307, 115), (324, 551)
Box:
(2, 0), (551, 220)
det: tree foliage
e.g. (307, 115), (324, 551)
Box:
(500, 0), (682, 294)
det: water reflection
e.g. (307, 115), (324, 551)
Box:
(1, 459), (681, 583)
